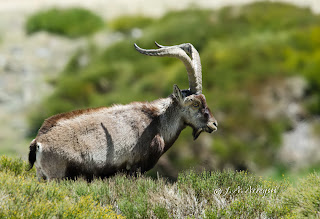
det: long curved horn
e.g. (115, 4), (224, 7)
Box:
(155, 42), (202, 93)
(134, 42), (202, 94)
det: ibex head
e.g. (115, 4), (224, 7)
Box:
(134, 42), (218, 140)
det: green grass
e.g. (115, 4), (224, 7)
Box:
(25, 8), (104, 38)
(0, 156), (123, 218)
(1, 156), (319, 218)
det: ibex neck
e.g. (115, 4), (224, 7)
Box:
(154, 97), (186, 149)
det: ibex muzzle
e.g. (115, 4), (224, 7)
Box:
(28, 42), (217, 181)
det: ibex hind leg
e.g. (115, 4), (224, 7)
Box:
(36, 143), (68, 181)
(36, 166), (47, 181)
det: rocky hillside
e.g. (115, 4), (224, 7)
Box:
(0, 10), (88, 155)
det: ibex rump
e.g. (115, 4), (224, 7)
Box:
(28, 42), (218, 181)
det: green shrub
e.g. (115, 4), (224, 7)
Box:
(283, 173), (320, 217)
(109, 15), (154, 33)
(0, 156), (32, 176)
(25, 8), (104, 38)
(284, 26), (320, 115)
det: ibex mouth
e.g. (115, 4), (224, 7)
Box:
(193, 123), (218, 140)
(193, 128), (203, 140)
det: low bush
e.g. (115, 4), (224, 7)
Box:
(25, 8), (104, 38)
(109, 15), (154, 34)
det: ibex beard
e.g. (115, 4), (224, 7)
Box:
(28, 42), (218, 181)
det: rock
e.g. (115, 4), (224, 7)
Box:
(252, 75), (320, 170)
(280, 119), (320, 170)
(252, 76), (307, 122)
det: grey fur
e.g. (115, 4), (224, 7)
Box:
(28, 43), (217, 181)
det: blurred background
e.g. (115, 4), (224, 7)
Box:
(0, 0), (319, 181)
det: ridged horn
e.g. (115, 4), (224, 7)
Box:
(134, 42), (202, 94)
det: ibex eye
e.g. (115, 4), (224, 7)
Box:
(192, 102), (200, 108)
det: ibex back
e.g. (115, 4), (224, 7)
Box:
(28, 42), (218, 181)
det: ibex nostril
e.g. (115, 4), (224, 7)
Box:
(213, 122), (218, 127)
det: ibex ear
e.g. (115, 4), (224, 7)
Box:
(173, 84), (183, 102)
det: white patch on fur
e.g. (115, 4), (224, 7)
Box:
(35, 142), (42, 168)
(91, 147), (108, 166)
(155, 98), (173, 114)
(161, 120), (182, 143)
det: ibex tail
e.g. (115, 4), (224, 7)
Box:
(28, 139), (37, 171)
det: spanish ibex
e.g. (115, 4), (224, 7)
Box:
(28, 42), (218, 181)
